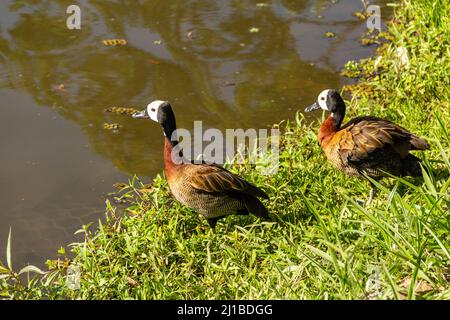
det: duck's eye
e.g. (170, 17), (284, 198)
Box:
(321, 97), (325, 101)
(151, 108), (156, 112)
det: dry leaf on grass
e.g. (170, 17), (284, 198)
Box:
(400, 277), (434, 294)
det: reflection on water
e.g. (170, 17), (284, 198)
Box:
(0, 0), (389, 268)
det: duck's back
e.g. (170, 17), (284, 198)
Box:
(324, 116), (429, 177)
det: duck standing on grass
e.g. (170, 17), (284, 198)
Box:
(305, 89), (430, 204)
(132, 100), (269, 228)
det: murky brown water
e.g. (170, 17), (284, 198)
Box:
(0, 0), (391, 268)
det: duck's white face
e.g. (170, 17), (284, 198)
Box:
(317, 89), (331, 110)
(146, 100), (165, 122)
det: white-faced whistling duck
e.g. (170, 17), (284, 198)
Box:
(133, 101), (269, 228)
(305, 89), (430, 204)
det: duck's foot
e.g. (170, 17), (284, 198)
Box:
(206, 217), (220, 230)
(356, 189), (377, 207)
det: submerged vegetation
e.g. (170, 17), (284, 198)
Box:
(1, 0), (449, 299)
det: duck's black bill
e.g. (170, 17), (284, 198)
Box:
(305, 102), (320, 112)
(132, 109), (149, 119)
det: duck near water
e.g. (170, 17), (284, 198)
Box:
(305, 89), (430, 204)
(132, 101), (269, 228)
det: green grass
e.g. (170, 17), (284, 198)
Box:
(1, 0), (449, 299)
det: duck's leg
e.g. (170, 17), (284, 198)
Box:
(207, 217), (220, 229)
(366, 187), (377, 206)
(365, 178), (381, 206)
(356, 178), (379, 207)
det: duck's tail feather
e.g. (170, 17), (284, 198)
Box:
(410, 135), (430, 150)
(242, 195), (270, 220)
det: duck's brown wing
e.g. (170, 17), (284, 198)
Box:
(339, 117), (429, 166)
(184, 163), (268, 199)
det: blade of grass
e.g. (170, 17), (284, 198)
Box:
(6, 227), (12, 270)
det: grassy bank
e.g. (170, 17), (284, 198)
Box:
(1, 0), (449, 299)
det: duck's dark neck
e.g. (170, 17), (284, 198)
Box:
(330, 113), (344, 130)
(330, 96), (346, 129)
(162, 117), (178, 146)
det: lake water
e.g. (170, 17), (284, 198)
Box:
(0, 0), (390, 268)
